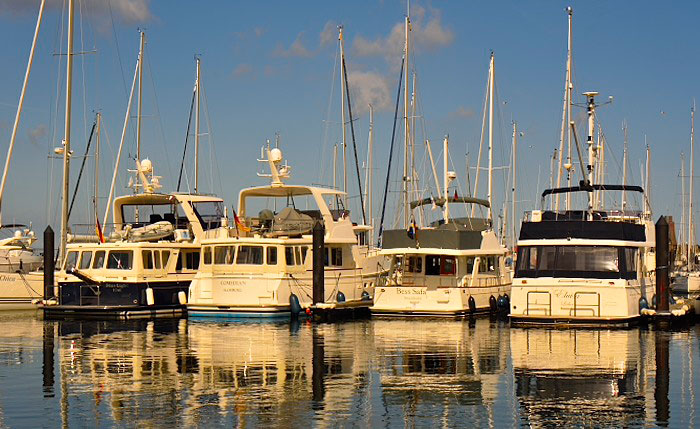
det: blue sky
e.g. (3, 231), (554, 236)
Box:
(0, 0), (696, 239)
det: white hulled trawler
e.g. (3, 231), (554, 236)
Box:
(44, 159), (226, 319)
(371, 136), (511, 316)
(186, 146), (384, 318)
(509, 92), (656, 326)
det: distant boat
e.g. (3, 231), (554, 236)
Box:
(0, 0), (47, 309)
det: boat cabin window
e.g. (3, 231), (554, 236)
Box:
(406, 256), (422, 273)
(425, 255), (456, 276)
(176, 250), (200, 271)
(214, 246), (235, 264)
(237, 245), (264, 265)
(324, 247), (342, 267)
(107, 251), (133, 270)
(142, 250), (154, 269)
(79, 251), (92, 270)
(162, 251), (171, 268)
(300, 246), (308, 264)
(479, 256), (498, 273)
(93, 251), (106, 269)
(266, 246), (278, 265)
(154, 251), (162, 269)
(64, 251), (79, 270)
(516, 245), (637, 279)
(203, 246), (212, 265)
(285, 246), (295, 266)
(192, 201), (224, 231)
(121, 203), (186, 229)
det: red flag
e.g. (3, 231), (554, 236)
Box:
(95, 213), (105, 244)
(454, 189), (458, 200)
(233, 210), (250, 232)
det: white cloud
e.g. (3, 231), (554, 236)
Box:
(450, 106), (475, 119)
(351, 5), (454, 65)
(27, 123), (46, 145)
(232, 63), (253, 78)
(0, 0), (152, 22)
(273, 32), (314, 58)
(320, 20), (338, 47)
(347, 70), (392, 114)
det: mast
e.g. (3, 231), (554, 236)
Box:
(367, 105), (374, 229)
(104, 46), (140, 228)
(556, 6), (573, 212)
(566, 6), (573, 211)
(0, 0), (46, 226)
(332, 144), (338, 191)
(339, 26), (347, 200)
(59, 0), (75, 260)
(443, 136), (450, 223)
(690, 104), (695, 270)
(681, 153), (686, 261)
(136, 31), (145, 162)
(402, 13), (411, 228)
(622, 121), (628, 211)
(487, 53), (494, 222)
(645, 144), (651, 215)
(94, 112), (101, 218)
(194, 57), (201, 193)
(511, 121), (517, 249)
(584, 91), (598, 219)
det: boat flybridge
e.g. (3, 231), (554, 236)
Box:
(187, 146), (385, 318)
(510, 92), (656, 326)
(371, 137), (511, 316)
(0, 226), (43, 308)
(43, 159), (226, 319)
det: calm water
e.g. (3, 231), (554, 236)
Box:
(0, 312), (698, 428)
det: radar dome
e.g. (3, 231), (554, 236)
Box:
(270, 148), (283, 163)
(141, 158), (153, 173)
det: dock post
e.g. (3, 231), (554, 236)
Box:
(43, 226), (55, 300)
(312, 221), (325, 305)
(655, 216), (669, 312)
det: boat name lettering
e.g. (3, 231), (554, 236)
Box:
(0, 275), (16, 282)
(552, 289), (575, 300)
(397, 288), (426, 295)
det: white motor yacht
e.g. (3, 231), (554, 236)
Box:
(187, 146), (384, 318)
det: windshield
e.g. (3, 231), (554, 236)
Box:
(192, 201), (225, 231)
(515, 245), (637, 280)
(121, 203), (187, 229)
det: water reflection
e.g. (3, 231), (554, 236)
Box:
(510, 328), (657, 427)
(0, 314), (697, 426)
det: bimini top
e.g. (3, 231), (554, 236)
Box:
(382, 218), (495, 251)
(541, 184), (644, 206)
(238, 184), (345, 220)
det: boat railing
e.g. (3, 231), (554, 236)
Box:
(522, 209), (649, 223)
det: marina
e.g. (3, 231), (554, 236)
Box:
(0, 312), (699, 427)
(3, 0), (700, 426)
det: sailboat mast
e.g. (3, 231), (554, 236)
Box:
(0, 0), (45, 226)
(60, 0), (75, 260)
(566, 7), (573, 211)
(136, 31), (145, 162)
(622, 121), (628, 211)
(511, 121), (517, 249)
(487, 53), (494, 222)
(403, 14), (411, 228)
(689, 105), (695, 269)
(194, 57), (201, 193)
(681, 153), (686, 260)
(443, 136), (450, 223)
(584, 91), (597, 218)
(365, 105), (374, 229)
(556, 6), (573, 212)
(94, 112), (101, 217)
(645, 144), (651, 215)
(339, 26), (348, 200)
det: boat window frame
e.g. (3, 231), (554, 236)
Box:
(266, 246), (278, 265)
(236, 245), (264, 265)
(79, 251), (92, 270)
(106, 250), (133, 270)
(203, 246), (212, 265)
(142, 249), (154, 270)
(92, 250), (106, 269)
(515, 245), (636, 280)
(64, 251), (79, 270)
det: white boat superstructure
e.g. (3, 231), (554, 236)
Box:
(187, 146), (384, 318)
(510, 91), (656, 326)
(372, 135), (511, 316)
(44, 159), (226, 319)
